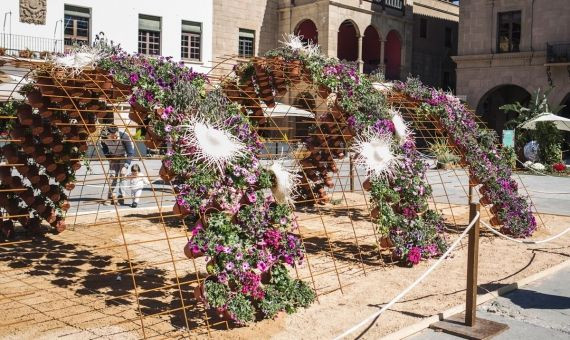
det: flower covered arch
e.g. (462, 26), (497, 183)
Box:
(0, 35), (538, 326)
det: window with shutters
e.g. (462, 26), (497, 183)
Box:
(181, 21), (201, 61)
(238, 29), (255, 57)
(138, 15), (161, 56)
(497, 11), (521, 53)
(64, 5), (90, 50)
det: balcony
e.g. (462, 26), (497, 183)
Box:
(366, 0), (404, 11)
(546, 42), (570, 64)
(0, 33), (63, 57)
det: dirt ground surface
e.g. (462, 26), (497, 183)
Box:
(1, 192), (569, 340)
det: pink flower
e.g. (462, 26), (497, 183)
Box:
(407, 247), (422, 265)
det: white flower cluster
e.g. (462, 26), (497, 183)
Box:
(50, 45), (107, 75)
(280, 34), (320, 57)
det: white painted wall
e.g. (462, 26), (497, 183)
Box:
(1, 0), (213, 72)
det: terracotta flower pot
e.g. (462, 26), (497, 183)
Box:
(479, 195), (492, 206)
(17, 104), (35, 126)
(490, 215), (502, 226)
(184, 242), (204, 259)
(128, 108), (145, 125)
(59, 200), (70, 212)
(47, 185), (61, 202)
(370, 207), (380, 219)
(51, 219), (66, 233)
(9, 128), (26, 144)
(34, 202), (48, 214)
(380, 236), (394, 248)
(64, 182), (76, 191)
(21, 188), (36, 206)
(159, 164), (175, 182)
(27, 90), (47, 109)
(194, 283), (207, 304)
(468, 176), (480, 186)
(173, 202), (191, 217)
(318, 85), (330, 99)
(490, 204), (500, 215)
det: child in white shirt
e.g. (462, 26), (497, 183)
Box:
(126, 164), (150, 208)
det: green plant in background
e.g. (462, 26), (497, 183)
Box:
(500, 87), (566, 159)
(429, 139), (459, 168)
(535, 121), (563, 165)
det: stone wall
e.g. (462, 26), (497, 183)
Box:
(412, 0), (458, 90)
(212, 0), (280, 61)
(455, 0), (570, 111)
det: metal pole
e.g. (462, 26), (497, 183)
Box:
(349, 153), (354, 192)
(465, 202), (480, 326)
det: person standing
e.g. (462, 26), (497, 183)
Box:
(101, 125), (134, 205)
(125, 164), (150, 208)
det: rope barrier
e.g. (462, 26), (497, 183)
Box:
(332, 211), (480, 340)
(480, 221), (570, 245)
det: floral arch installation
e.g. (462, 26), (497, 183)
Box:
(0, 37), (545, 338)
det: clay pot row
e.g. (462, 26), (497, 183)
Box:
(254, 62), (275, 107)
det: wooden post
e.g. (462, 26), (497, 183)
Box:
(430, 202), (508, 338)
(468, 176), (473, 205)
(466, 202), (480, 326)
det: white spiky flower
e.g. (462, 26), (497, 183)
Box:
(390, 108), (411, 145)
(267, 161), (300, 205)
(180, 118), (247, 172)
(352, 130), (402, 180)
(50, 45), (106, 75)
(280, 34), (320, 57)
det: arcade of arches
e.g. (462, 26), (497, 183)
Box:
(294, 19), (403, 79)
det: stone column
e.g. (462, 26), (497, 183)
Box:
(380, 39), (386, 74)
(357, 35), (364, 73)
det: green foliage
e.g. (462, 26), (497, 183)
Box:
(226, 293), (255, 324)
(257, 168), (273, 189)
(535, 121), (562, 164)
(204, 280), (229, 309)
(261, 264), (316, 317)
(500, 147), (516, 169)
(0, 100), (20, 133)
(501, 88), (554, 129)
(429, 139), (459, 165)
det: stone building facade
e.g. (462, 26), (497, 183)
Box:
(412, 0), (458, 91)
(212, 0), (458, 88)
(454, 0), (570, 133)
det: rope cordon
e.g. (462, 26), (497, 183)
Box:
(332, 211), (480, 340)
(480, 221), (570, 244)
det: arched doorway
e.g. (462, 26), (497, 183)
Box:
(362, 26), (381, 74)
(559, 93), (570, 118)
(476, 85), (531, 135)
(385, 30), (401, 80)
(295, 19), (318, 45)
(337, 20), (359, 62)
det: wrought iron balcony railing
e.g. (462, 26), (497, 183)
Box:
(546, 42), (570, 64)
(0, 33), (63, 56)
(367, 0), (404, 11)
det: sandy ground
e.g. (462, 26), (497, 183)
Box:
(1, 192), (569, 340)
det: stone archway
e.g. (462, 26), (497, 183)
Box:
(294, 19), (318, 45)
(385, 30), (401, 80)
(476, 85), (531, 135)
(559, 93), (570, 118)
(362, 25), (381, 75)
(337, 20), (359, 63)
